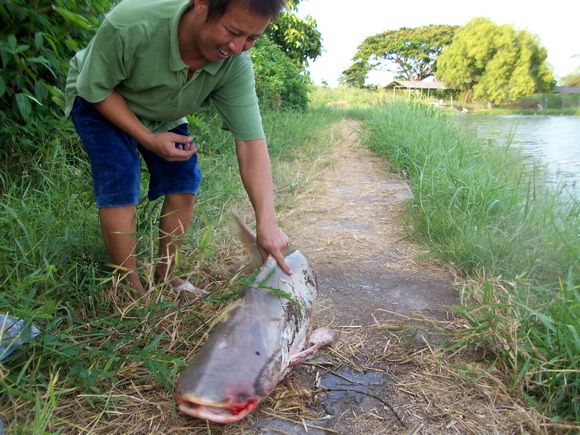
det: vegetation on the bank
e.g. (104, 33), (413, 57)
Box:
(360, 101), (579, 422)
(436, 18), (554, 105)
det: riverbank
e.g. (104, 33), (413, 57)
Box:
(362, 101), (579, 424)
(456, 107), (580, 116)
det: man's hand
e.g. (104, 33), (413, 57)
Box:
(141, 131), (197, 161)
(256, 223), (292, 275)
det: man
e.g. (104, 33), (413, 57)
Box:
(65, 0), (291, 297)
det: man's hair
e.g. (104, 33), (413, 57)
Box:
(191, 0), (287, 22)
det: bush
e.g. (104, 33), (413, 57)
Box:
(251, 38), (310, 111)
(0, 0), (115, 161)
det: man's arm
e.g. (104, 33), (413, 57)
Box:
(236, 138), (292, 275)
(94, 90), (197, 161)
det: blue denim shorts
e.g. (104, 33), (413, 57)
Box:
(71, 97), (202, 208)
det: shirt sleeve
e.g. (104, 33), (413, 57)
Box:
(75, 20), (131, 104)
(210, 53), (265, 141)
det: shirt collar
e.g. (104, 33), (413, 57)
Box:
(169, 1), (224, 76)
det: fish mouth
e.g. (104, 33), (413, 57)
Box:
(176, 394), (259, 423)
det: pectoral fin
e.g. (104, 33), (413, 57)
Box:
(290, 327), (340, 365)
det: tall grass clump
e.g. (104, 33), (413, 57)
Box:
(362, 102), (579, 422)
(0, 105), (337, 432)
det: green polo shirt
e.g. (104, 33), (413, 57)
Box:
(64, 0), (264, 140)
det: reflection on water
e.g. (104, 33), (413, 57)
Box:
(452, 115), (580, 196)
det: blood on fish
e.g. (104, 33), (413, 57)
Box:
(176, 394), (259, 422)
(231, 397), (259, 416)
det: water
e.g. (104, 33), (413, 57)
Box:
(452, 115), (580, 196)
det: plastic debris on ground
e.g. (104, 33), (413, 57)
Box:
(0, 314), (40, 361)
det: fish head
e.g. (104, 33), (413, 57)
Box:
(175, 351), (266, 423)
(175, 309), (282, 423)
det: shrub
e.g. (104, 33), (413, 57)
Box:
(0, 0), (114, 157)
(251, 38), (310, 111)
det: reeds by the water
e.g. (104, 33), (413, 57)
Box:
(362, 102), (579, 422)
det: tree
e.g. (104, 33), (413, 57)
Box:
(251, 38), (310, 110)
(340, 60), (373, 88)
(341, 25), (458, 86)
(267, 0), (322, 67)
(1, 0), (115, 130)
(561, 73), (580, 87)
(254, 0), (321, 110)
(436, 18), (554, 105)
(267, 13), (322, 67)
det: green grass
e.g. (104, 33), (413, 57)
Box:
(0, 105), (338, 432)
(361, 101), (579, 422)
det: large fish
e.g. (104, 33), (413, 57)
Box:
(175, 216), (339, 423)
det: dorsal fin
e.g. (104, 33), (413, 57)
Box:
(230, 209), (262, 273)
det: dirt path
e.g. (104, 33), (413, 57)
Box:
(217, 119), (548, 434)
(288, 119), (458, 329)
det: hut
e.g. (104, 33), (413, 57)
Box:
(384, 80), (459, 106)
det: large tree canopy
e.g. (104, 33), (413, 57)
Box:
(341, 24), (458, 86)
(436, 18), (554, 104)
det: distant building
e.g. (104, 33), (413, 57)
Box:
(554, 86), (580, 94)
(384, 80), (459, 106)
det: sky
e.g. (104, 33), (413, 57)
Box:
(296, 0), (579, 87)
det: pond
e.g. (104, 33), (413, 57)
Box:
(452, 115), (580, 197)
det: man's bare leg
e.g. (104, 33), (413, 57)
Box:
(156, 193), (195, 288)
(99, 205), (146, 296)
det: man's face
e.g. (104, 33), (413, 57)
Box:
(193, 0), (270, 62)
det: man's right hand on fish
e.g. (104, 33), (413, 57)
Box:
(256, 223), (292, 276)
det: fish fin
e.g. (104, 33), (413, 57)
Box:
(290, 327), (340, 365)
(230, 209), (296, 274)
(230, 209), (262, 270)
